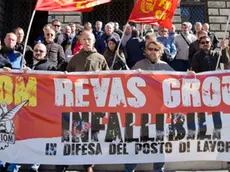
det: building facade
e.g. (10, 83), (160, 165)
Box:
(47, 0), (230, 39)
(0, 0), (229, 43)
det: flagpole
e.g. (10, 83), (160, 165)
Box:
(215, 12), (230, 70)
(141, 23), (144, 37)
(22, 10), (36, 61)
(110, 23), (129, 70)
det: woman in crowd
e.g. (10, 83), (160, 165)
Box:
(103, 36), (127, 70)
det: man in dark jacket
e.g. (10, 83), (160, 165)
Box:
(27, 43), (55, 70)
(191, 36), (229, 73)
(93, 21), (104, 43)
(44, 28), (67, 71)
(14, 27), (33, 65)
(188, 30), (207, 65)
(0, 32), (23, 69)
(126, 29), (145, 68)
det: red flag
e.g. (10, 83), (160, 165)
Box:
(128, 0), (180, 29)
(35, 0), (111, 12)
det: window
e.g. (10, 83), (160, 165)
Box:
(180, 0), (207, 26)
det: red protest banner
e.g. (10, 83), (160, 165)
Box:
(0, 70), (230, 164)
(35, 0), (111, 12)
(128, 0), (180, 29)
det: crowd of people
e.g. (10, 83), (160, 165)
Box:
(0, 19), (230, 172)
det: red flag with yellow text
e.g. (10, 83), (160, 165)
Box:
(128, 0), (180, 29)
(35, 0), (111, 12)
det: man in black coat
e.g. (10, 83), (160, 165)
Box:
(191, 36), (229, 73)
(14, 27), (33, 65)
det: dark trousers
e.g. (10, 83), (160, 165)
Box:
(169, 59), (189, 72)
(55, 165), (93, 172)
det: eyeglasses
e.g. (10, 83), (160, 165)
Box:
(34, 49), (45, 53)
(54, 25), (61, 27)
(200, 41), (210, 44)
(47, 33), (54, 36)
(147, 47), (160, 52)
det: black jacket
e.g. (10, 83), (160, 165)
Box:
(208, 32), (219, 50)
(28, 59), (56, 71)
(188, 40), (200, 64)
(191, 48), (229, 73)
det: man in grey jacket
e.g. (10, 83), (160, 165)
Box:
(132, 40), (173, 71)
(123, 40), (173, 172)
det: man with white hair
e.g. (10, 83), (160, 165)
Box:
(27, 43), (55, 70)
(96, 22), (118, 54)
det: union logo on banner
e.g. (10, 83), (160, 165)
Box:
(140, 0), (156, 14)
(55, 0), (75, 5)
(35, 0), (111, 12)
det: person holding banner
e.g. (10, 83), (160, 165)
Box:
(27, 42), (56, 70)
(123, 40), (173, 172)
(56, 30), (109, 172)
(191, 36), (229, 73)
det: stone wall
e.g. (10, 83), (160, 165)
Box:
(48, 12), (82, 28)
(0, 0), (6, 39)
(207, 0), (230, 39)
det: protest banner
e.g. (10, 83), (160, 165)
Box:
(128, 0), (180, 29)
(0, 70), (230, 164)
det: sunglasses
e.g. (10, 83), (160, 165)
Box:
(47, 33), (54, 36)
(54, 25), (61, 27)
(200, 41), (210, 44)
(34, 49), (45, 53)
(147, 47), (160, 52)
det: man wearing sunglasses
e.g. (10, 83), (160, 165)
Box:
(44, 28), (67, 71)
(191, 36), (229, 73)
(123, 40), (173, 172)
(26, 43), (55, 70)
(51, 19), (62, 43)
(132, 40), (173, 71)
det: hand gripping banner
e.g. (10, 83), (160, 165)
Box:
(0, 70), (230, 164)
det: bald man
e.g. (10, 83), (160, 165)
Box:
(66, 30), (109, 72)
(57, 30), (109, 172)
(27, 43), (55, 70)
(0, 32), (23, 69)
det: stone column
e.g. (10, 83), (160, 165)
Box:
(207, 0), (230, 38)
